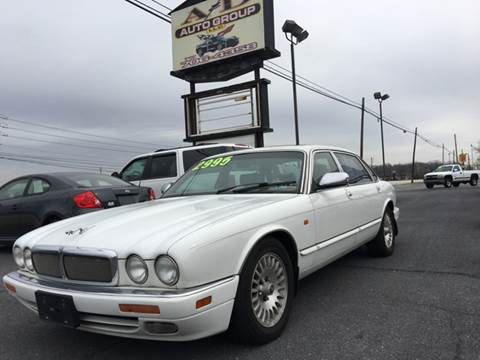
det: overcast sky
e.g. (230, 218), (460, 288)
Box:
(1, 0), (479, 185)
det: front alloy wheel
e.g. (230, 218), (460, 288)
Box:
(229, 238), (294, 344)
(251, 253), (288, 328)
(444, 178), (453, 188)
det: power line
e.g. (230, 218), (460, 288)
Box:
(0, 124), (154, 152)
(148, 0), (172, 12)
(0, 133), (144, 154)
(124, 0), (172, 22)
(0, 143), (124, 166)
(0, 114), (169, 148)
(0, 156), (114, 172)
(0, 150), (121, 168)
(263, 65), (452, 153)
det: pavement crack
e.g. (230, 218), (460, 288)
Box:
(449, 316), (463, 360)
(339, 264), (480, 281)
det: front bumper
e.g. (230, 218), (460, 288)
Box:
(3, 272), (239, 341)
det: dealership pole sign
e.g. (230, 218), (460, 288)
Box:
(170, 0), (279, 82)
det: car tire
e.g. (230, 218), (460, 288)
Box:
(425, 184), (434, 189)
(367, 209), (395, 257)
(229, 238), (294, 345)
(471, 176), (478, 187)
(444, 178), (453, 188)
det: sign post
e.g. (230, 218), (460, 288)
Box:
(170, 0), (280, 147)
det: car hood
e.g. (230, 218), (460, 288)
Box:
(17, 194), (297, 258)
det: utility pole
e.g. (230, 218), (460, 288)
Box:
(360, 97), (365, 159)
(454, 134), (459, 163)
(442, 143), (445, 164)
(411, 127), (418, 184)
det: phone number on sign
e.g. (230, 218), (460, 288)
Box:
(180, 42), (258, 69)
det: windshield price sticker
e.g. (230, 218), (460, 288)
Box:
(192, 156), (233, 171)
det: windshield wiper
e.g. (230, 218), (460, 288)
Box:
(216, 181), (297, 194)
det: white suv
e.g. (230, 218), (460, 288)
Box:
(116, 144), (250, 197)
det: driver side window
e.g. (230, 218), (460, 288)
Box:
(313, 152), (339, 182)
(0, 178), (30, 201)
(121, 158), (147, 182)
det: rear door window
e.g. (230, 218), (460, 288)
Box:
(182, 147), (233, 171)
(334, 152), (373, 185)
(121, 158), (148, 182)
(27, 178), (51, 195)
(150, 153), (177, 179)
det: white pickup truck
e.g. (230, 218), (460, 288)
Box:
(423, 164), (479, 189)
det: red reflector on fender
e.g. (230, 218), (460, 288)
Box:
(196, 296), (212, 309)
(4, 282), (16, 293)
(119, 304), (160, 314)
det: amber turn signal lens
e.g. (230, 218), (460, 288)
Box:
(4, 282), (16, 293)
(119, 304), (160, 314)
(196, 296), (212, 309)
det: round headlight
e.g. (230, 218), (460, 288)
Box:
(23, 248), (34, 272)
(13, 246), (24, 268)
(155, 256), (179, 286)
(126, 255), (148, 284)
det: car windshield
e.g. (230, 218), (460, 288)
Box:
(163, 151), (304, 198)
(434, 166), (453, 172)
(65, 174), (132, 188)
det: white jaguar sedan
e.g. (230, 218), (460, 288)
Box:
(3, 146), (399, 344)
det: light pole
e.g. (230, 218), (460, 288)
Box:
(282, 20), (309, 146)
(374, 92), (390, 178)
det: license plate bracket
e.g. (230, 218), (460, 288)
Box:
(35, 291), (80, 328)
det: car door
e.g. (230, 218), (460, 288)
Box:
(0, 177), (31, 240)
(333, 152), (384, 241)
(139, 152), (178, 196)
(21, 178), (53, 232)
(308, 151), (354, 248)
(453, 165), (468, 182)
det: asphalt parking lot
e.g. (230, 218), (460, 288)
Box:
(1, 183), (479, 360)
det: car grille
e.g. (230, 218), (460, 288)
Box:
(426, 175), (438, 180)
(32, 248), (117, 283)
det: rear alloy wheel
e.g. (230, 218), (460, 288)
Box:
(444, 178), (453, 188)
(367, 210), (396, 257)
(229, 238), (294, 345)
(471, 177), (478, 187)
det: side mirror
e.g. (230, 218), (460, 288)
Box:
(111, 172), (120, 178)
(315, 172), (349, 190)
(160, 183), (173, 195)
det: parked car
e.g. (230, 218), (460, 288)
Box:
(114, 143), (250, 197)
(4, 146), (399, 344)
(0, 172), (155, 245)
(423, 164), (479, 188)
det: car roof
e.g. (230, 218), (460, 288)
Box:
(129, 143), (251, 161)
(203, 145), (356, 156)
